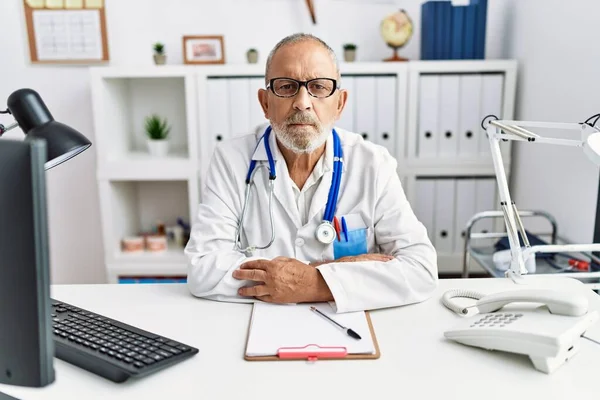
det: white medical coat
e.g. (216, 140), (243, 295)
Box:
(185, 128), (438, 313)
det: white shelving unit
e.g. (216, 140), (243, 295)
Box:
(90, 60), (517, 282)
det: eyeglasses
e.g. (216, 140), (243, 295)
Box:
(267, 77), (338, 98)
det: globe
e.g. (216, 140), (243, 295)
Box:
(380, 9), (413, 62)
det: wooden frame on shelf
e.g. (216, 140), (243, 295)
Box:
(182, 35), (225, 65)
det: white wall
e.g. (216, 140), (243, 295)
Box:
(0, 0), (512, 284)
(504, 0), (600, 244)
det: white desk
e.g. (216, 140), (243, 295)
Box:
(2, 277), (600, 400)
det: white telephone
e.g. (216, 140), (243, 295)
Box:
(442, 288), (599, 374)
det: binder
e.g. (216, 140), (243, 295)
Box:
(463, 4), (477, 59)
(438, 75), (460, 157)
(440, 1), (453, 59)
(337, 76), (355, 132)
(471, 0), (488, 59)
(244, 302), (380, 361)
(451, 6), (466, 59)
(435, 2), (452, 60)
(415, 178), (436, 241)
(479, 74), (504, 155)
(228, 78), (251, 136)
(458, 74), (482, 156)
(248, 77), (267, 134)
(475, 178), (497, 234)
(421, 1), (436, 60)
(434, 179), (456, 253)
(206, 78), (230, 159)
(354, 76), (376, 142)
(417, 75), (439, 157)
(454, 178), (476, 253)
(375, 76), (397, 156)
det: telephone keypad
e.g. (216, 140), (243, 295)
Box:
(472, 313), (523, 328)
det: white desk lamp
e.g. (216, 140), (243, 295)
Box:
(484, 114), (600, 282)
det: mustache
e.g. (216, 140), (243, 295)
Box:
(285, 113), (319, 125)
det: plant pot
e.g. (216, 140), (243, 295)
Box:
(344, 49), (356, 62)
(147, 139), (169, 157)
(246, 50), (258, 64)
(153, 54), (166, 65)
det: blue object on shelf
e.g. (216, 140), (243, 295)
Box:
(420, 1), (436, 60)
(470, 0), (488, 59)
(451, 6), (465, 59)
(421, 0), (486, 60)
(463, 4), (477, 59)
(439, 1), (452, 60)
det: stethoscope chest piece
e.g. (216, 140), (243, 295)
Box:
(316, 222), (336, 244)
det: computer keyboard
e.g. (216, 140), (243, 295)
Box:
(50, 299), (199, 383)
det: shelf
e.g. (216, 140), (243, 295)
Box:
(100, 180), (191, 261)
(113, 246), (187, 265)
(406, 157), (511, 177)
(106, 262), (188, 279)
(93, 76), (191, 162)
(98, 150), (194, 180)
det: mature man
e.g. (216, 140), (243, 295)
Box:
(185, 33), (437, 313)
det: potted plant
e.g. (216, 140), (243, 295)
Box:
(144, 114), (170, 157)
(343, 43), (357, 62)
(153, 42), (166, 65)
(246, 48), (258, 64)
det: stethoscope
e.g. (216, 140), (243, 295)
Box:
(234, 125), (343, 254)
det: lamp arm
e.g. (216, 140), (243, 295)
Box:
(0, 107), (18, 137)
(486, 122), (529, 280)
(0, 121), (19, 137)
(483, 115), (600, 281)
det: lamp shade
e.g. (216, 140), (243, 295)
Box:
(7, 88), (91, 169)
(584, 130), (600, 167)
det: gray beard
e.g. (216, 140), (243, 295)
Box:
(272, 124), (332, 154)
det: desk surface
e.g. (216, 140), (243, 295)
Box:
(2, 277), (600, 400)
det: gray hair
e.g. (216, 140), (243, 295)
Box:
(265, 33), (340, 83)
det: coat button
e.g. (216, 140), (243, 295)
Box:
(295, 238), (305, 247)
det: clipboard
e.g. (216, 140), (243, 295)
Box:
(244, 303), (381, 361)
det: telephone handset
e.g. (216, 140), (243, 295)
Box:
(442, 288), (589, 316)
(442, 288), (599, 374)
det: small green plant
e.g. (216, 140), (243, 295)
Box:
(247, 48), (257, 53)
(144, 114), (170, 140)
(343, 43), (357, 50)
(153, 42), (165, 55)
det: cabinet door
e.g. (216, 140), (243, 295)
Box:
(354, 76), (377, 142)
(337, 76), (355, 133)
(206, 78), (230, 161)
(249, 77), (268, 134)
(228, 78), (251, 137)
(375, 76), (397, 157)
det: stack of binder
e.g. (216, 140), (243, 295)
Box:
(421, 0), (487, 60)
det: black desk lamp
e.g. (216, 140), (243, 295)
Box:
(0, 89), (91, 391)
(0, 88), (91, 169)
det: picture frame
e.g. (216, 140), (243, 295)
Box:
(182, 35), (225, 65)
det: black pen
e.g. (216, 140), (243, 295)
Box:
(310, 306), (362, 340)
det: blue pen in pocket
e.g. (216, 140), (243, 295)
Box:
(333, 216), (368, 259)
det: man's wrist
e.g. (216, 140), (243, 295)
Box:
(310, 268), (334, 302)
